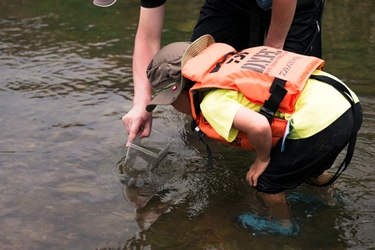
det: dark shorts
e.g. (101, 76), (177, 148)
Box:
(254, 102), (363, 194)
(191, 0), (324, 57)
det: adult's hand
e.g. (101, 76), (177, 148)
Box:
(122, 106), (152, 147)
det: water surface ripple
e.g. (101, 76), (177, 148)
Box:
(0, 1), (375, 249)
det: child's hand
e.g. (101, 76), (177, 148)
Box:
(246, 157), (270, 187)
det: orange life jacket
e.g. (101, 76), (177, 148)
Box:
(182, 43), (325, 150)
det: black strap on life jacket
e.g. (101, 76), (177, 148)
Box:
(191, 119), (214, 170)
(210, 52), (236, 73)
(259, 77), (287, 124)
(210, 50), (289, 125)
(305, 74), (360, 187)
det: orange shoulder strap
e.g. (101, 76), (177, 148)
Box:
(182, 43), (236, 83)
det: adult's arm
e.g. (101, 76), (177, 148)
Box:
(122, 4), (166, 146)
(265, 0), (297, 50)
(232, 106), (272, 187)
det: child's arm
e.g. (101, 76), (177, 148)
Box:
(232, 106), (272, 187)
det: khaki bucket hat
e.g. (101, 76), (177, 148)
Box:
(146, 34), (215, 112)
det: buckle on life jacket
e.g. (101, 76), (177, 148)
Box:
(260, 77), (287, 124)
(259, 106), (275, 124)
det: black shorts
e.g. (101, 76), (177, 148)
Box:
(191, 0), (324, 57)
(254, 102), (363, 194)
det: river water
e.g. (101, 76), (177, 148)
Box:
(0, 0), (374, 249)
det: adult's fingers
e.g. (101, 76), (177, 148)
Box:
(123, 117), (141, 147)
(126, 131), (137, 147)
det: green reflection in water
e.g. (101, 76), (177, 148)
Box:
(2, 0), (373, 96)
(323, 0), (375, 96)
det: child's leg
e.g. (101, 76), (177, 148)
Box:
(316, 170), (331, 183)
(309, 170), (332, 185)
(259, 191), (290, 227)
(310, 170), (337, 205)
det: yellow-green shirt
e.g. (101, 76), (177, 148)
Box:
(200, 70), (359, 142)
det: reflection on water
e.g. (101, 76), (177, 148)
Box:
(0, 0), (374, 249)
